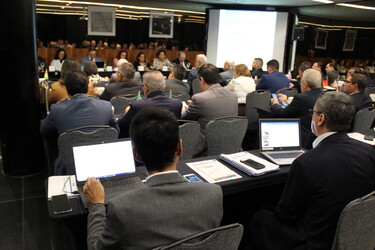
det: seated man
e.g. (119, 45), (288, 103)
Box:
(256, 59), (290, 93)
(292, 61), (312, 93)
(84, 108), (223, 249)
(118, 71), (182, 138)
(187, 54), (207, 92)
(251, 58), (266, 80)
(271, 69), (323, 149)
(343, 73), (372, 113)
(100, 62), (143, 101)
(172, 51), (191, 69)
(250, 91), (375, 250)
(80, 48), (103, 67)
(164, 64), (190, 97)
(40, 71), (118, 174)
(219, 59), (235, 86)
(182, 64), (238, 156)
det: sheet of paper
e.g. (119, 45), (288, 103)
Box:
(348, 132), (375, 145)
(48, 175), (79, 199)
(187, 159), (242, 183)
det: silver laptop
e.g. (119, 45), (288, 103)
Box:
(259, 118), (305, 165)
(72, 139), (143, 208)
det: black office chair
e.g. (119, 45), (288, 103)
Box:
(178, 120), (200, 160)
(276, 87), (298, 98)
(110, 94), (138, 115)
(191, 79), (202, 96)
(153, 223), (244, 250)
(245, 90), (272, 130)
(352, 107), (375, 136)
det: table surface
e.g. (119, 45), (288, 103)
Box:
(47, 150), (290, 219)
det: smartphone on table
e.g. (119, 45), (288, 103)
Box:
(51, 194), (73, 214)
(183, 174), (204, 183)
(240, 158), (265, 170)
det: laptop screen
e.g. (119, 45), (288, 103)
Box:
(73, 139), (136, 182)
(95, 61), (105, 68)
(259, 118), (301, 151)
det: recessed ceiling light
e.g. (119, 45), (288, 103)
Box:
(312, 0), (334, 3)
(336, 3), (375, 10)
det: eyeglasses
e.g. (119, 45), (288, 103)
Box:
(309, 109), (322, 115)
(344, 80), (353, 84)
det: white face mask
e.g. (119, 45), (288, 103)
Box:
(311, 118), (318, 137)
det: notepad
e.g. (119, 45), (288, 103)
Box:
(186, 159), (242, 183)
(48, 175), (79, 200)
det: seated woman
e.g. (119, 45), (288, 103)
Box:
(49, 58), (96, 104)
(133, 52), (150, 71)
(113, 50), (128, 69)
(50, 48), (67, 71)
(224, 64), (255, 103)
(151, 49), (172, 70)
(83, 60), (109, 85)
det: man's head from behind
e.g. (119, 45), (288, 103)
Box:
(117, 62), (135, 81)
(312, 92), (355, 136)
(301, 69), (322, 92)
(65, 71), (88, 96)
(129, 108), (181, 173)
(266, 59), (279, 73)
(299, 61), (312, 75)
(142, 71), (166, 96)
(195, 54), (207, 68)
(223, 59), (235, 71)
(198, 63), (221, 90)
(169, 64), (186, 81)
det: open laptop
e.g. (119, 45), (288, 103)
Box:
(72, 139), (143, 208)
(259, 118), (305, 165)
(95, 61), (105, 68)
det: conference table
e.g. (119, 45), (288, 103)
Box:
(46, 150), (290, 220)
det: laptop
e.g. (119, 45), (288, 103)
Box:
(95, 61), (105, 68)
(259, 118), (305, 165)
(72, 139), (143, 208)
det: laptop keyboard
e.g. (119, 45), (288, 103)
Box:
(103, 177), (143, 193)
(268, 152), (302, 159)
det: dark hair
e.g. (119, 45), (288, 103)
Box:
(197, 63), (220, 84)
(156, 49), (166, 58)
(136, 52), (146, 62)
(299, 61), (312, 72)
(116, 50), (127, 59)
(171, 64), (186, 81)
(351, 73), (367, 92)
(54, 48), (67, 61)
(129, 108), (179, 172)
(60, 58), (82, 84)
(64, 71), (88, 96)
(315, 91), (355, 132)
(266, 59), (279, 70)
(326, 63), (337, 71)
(327, 71), (339, 84)
(313, 61), (323, 69)
(83, 60), (98, 76)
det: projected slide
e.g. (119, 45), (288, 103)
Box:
(207, 9), (289, 71)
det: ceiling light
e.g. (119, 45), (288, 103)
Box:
(336, 3), (375, 10)
(312, 0), (334, 3)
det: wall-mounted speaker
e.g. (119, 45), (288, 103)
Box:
(292, 24), (305, 41)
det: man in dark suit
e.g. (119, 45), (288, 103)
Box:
(164, 64), (190, 97)
(100, 62), (143, 101)
(80, 48), (103, 67)
(40, 71), (118, 174)
(183, 64), (238, 156)
(187, 54), (207, 92)
(251, 58), (266, 80)
(219, 59), (235, 86)
(256, 59), (290, 93)
(271, 68), (323, 149)
(84, 108), (223, 249)
(118, 71), (182, 138)
(172, 51), (191, 69)
(343, 73), (372, 113)
(250, 91), (375, 250)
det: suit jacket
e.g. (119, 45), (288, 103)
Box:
(256, 71), (290, 93)
(87, 172), (223, 250)
(251, 68), (266, 79)
(164, 79), (190, 97)
(271, 88), (323, 149)
(172, 58), (191, 69)
(219, 69), (234, 86)
(350, 92), (372, 113)
(100, 81), (143, 101)
(118, 91), (182, 138)
(80, 56), (103, 67)
(183, 84), (238, 156)
(276, 132), (375, 249)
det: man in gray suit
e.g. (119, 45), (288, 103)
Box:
(183, 64), (238, 156)
(84, 108), (223, 250)
(219, 59), (235, 86)
(164, 64), (190, 97)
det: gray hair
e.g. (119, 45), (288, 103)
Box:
(315, 91), (355, 132)
(171, 64), (186, 81)
(196, 54), (207, 65)
(225, 59), (236, 68)
(254, 58), (263, 67)
(118, 62), (135, 80)
(302, 69), (322, 89)
(143, 71), (166, 90)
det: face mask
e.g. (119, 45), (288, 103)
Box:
(311, 118), (318, 137)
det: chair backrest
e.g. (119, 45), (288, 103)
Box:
(58, 125), (119, 175)
(245, 90), (271, 130)
(331, 190), (375, 250)
(352, 107), (375, 136)
(276, 87), (298, 98)
(205, 116), (248, 156)
(364, 86), (375, 95)
(191, 78), (202, 96)
(153, 223), (244, 250)
(110, 94), (137, 115)
(178, 120), (200, 160)
(173, 93), (191, 102)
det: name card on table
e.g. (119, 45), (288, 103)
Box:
(138, 66), (144, 71)
(162, 66), (168, 71)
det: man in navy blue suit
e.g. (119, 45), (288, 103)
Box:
(80, 49), (103, 67)
(118, 71), (182, 138)
(256, 59), (290, 93)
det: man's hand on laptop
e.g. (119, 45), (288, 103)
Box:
(83, 177), (105, 204)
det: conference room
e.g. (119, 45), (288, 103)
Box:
(1, 0), (375, 249)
